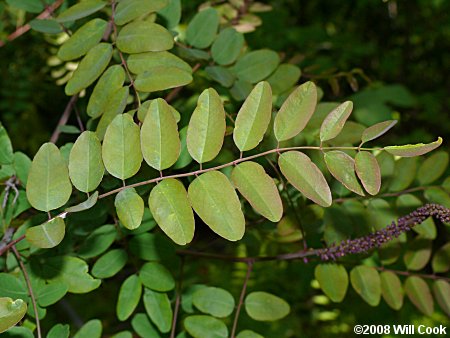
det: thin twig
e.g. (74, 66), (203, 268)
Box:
(231, 260), (253, 338)
(0, 235), (25, 256)
(374, 266), (450, 282)
(333, 186), (438, 203)
(11, 246), (41, 338)
(170, 257), (185, 338)
(165, 63), (201, 103)
(50, 94), (79, 143)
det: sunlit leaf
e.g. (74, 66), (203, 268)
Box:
(324, 151), (365, 196)
(134, 66), (193, 92)
(115, 0), (168, 25)
(0, 298), (27, 334)
(184, 315), (228, 338)
(57, 0), (106, 23)
(245, 291), (290, 321)
(102, 114), (142, 180)
(149, 178), (195, 245)
(26, 143), (72, 212)
(188, 171), (245, 241)
(128, 51), (191, 74)
(233, 81), (272, 151)
(278, 151), (332, 207)
(65, 43), (113, 96)
(233, 49), (279, 84)
(404, 276), (433, 316)
(187, 88), (226, 163)
(384, 137), (442, 157)
(115, 188), (144, 230)
(315, 264), (348, 302)
(274, 81), (317, 141)
(361, 120), (397, 144)
(433, 280), (450, 317)
(92, 249), (128, 279)
(350, 266), (381, 306)
(192, 287), (235, 318)
(355, 151), (381, 195)
(117, 21), (173, 53)
(380, 271), (403, 310)
(65, 191), (99, 213)
(73, 319), (102, 338)
(320, 101), (353, 142)
(186, 8), (219, 48)
(117, 275), (142, 321)
(26, 217), (65, 249)
(211, 27), (244, 65)
(231, 161), (283, 222)
(143, 289), (173, 333)
(140, 262), (175, 292)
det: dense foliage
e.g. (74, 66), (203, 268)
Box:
(0, 1), (449, 338)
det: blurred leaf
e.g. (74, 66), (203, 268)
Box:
(117, 21), (173, 53)
(158, 0), (181, 28)
(433, 280), (450, 317)
(192, 287), (235, 318)
(404, 276), (433, 316)
(0, 123), (13, 165)
(432, 242), (450, 273)
(236, 331), (264, 338)
(403, 238), (432, 271)
(149, 178), (195, 245)
(205, 66), (235, 88)
(315, 264), (348, 302)
(245, 291), (290, 321)
(186, 8), (219, 49)
(320, 101), (353, 142)
(57, 0), (106, 23)
(65, 43), (113, 96)
(117, 275), (142, 321)
(73, 319), (102, 338)
(115, 188), (144, 230)
(26, 217), (65, 249)
(29, 19), (63, 34)
(92, 249), (128, 279)
(267, 64), (301, 95)
(37, 282), (68, 307)
(0, 298), (27, 334)
(389, 158), (417, 192)
(279, 151), (332, 207)
(350, 266), (381, 306)
(418, 151), (449, 185)
(143, 289), (173, 333)
(26, 143), (72, 212)
(128, 51), (191, 74)
(233, 81), (272, 151)
(230, 79), (253, 101)
(325, 151), (365, 196)
(6, 0), (43, 13)
(355, 151), (381, 195)
(187, 88), (225, 163)
(78, 224), (116, 259)
(384, 137), (442, 157)
(232, 49), (279, 83)
(184, 315), (228, 338)
(211, 27), (244, 65)
(188, 171), (245, 241)
(380, 271), (403, 310)
(47, 324), (70, 338)
(139, 262), (175, 292)
(361, 120), (397, 144)
(115, 0), (168, 25)
(131, 313), (160, 338)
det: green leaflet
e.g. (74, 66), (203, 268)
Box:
(320, 101), (353, 142)
(188, 171), (245, 241)
(0, 123), (13, 165)
(47, 324), (70, 338)
(0, 298), (27, 334)
(432, 242), (450, 273)
(231, 161), (283, 222)
(236, 330), (264, 338)
(404, 276), (434, 316)
(29, 19), (62, 34)
(380, 271), (404, 310)
(403, 238), (432, 271)
(96, 86), (130, 140)
(267, 64), (302, 95)
(184, 315), (228, 338)
(233, 49), (280, 84)
(26, 142), (72, 212)
(65, 43), (113, 96)
(65, 191), (99, 213)
(384, 137), (442, 157)
(192, 287), (235, 318)
(361, 120), (397, 144)
(111, 331), (132, 338)
(25, 217), (65, 249)
(115, 0), (168, 26)
(57, 19), (107, 61)
(350, 266), (381, 306)
(211, 27), (245, 65)
(314, 264), (348, 303)
(117, 275), (142, 321)
(102, 114), (142, 180)
(355, 151), (381, 195)
(134, 66), (193, 92)
(244, 291), (290, 321)
(78, 225), (116, 259)
(87, 65), (126, 118)
(131, 313), (160, 337)
(117, 21), (174, 53)
(139, 262), (175, 292)
(6, 0), (43, 13)
(149, 178), (195, 245)
(137, 99), (180, 123)
(186, 88), (226, 163)
(140, 99), (180, 170)
(278, 151), (332, 207)
(92, 249), (128, 279)
(143, 289), (173, 333)
(205, 66), (236, 88)
(115, 188), (144, 230)
(389, 157), (417, 192)
(324, 151), (365, 196)
(158, 0), (181, 29)
(186, 8), (219, 49)
(274, 81), (317, 141)
(418, 151), (449, 185)
(69, 131), (104, 193)
(233, 81), (272, 151)
(433, 280), (450, 317)
(37, 282), (68, 307)
(127, 51), (191, 74)
(73, 319), (102, 338)
(57, 0), (106, 23)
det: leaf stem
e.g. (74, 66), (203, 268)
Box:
(170, 256), (185, 338)
(231, 260), (253, 338)
(0, 235), (25, 256)
(50, 94), (79, 144)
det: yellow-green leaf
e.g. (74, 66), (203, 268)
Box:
(320, 101), (353, 142)
(69, 131), (104, 193)
(380, 271), (403, 310)
(127, 51), (191, 74)
(361, 120), (397, 144)
(384, 137), (442, 157)
(188, 171), (245, 241)
(116, 21), (173, 53)
(404, 276), (434, 316)
(57, 19), (107, 61)
(141, 99), (180, 170)
(433, 280), (450, 317)
(187, 88), (226, 163)
(315, 264), (348, 303)
(87, 65), (125, 118)
(350, 266), (381, 306)
(96, 86), (130, 140)
(115, 188), (144, 230)
(233, 81), (272, 152)
(324, 151), (365, 196)
(355, 151), (381, 195)
(149, 179), (195, 245)
(65, 191), (99, 213)
(0, 297), (27, 334)
(26, 217), (65, 249)
(233, 49), (280, 84)
(26, 143), (72, 212)
(231, 161), (283, 222)
(403, 238), (432, 271)
(244, 291), (290, 321)
(115, 0), (168, 26)
(211, 27), (244, 65)
(102, 114), (142, 180)
(57, 0), (106, 23)
(186, 8), (219, 49)
(192, 287), (235, 318)
(278, 151), (332, 207)
(274, 81), (317, 141)
(134, 66), (192, 93)
(65, 43), (113, 96)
